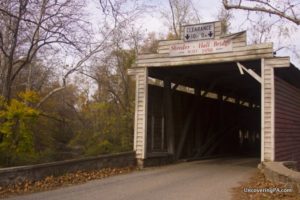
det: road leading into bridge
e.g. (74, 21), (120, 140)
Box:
(6, 157), (259, 200)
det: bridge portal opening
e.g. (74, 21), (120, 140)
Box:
(146, 61), (261, 161)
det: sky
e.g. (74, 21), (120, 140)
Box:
(87, 0), (300, 67)
(137, 0), (222, 33)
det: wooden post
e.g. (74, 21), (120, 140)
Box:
(194, 88), (202, 153)
(175, 99), (197, 160)
(218, 93), (224, 128)
(206, 126), (238, 156)
(160, 116), (165, 151)
(133, 68), (148, 160)
(164, 78), (175, 155)
(151, 115), (155, 151)
(194, 126), (237, 158)
(161, 106), (165, 151)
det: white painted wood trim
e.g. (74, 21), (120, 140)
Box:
(133, 68), (149, 159)
(261, 58), (277, 162)
(142, 68), (148, 159)
(270, 65), (275, 161)
(127, 68), (138, 76)
(236, 62), (261, 83)
(139, 43), (272, 60)
(133, 75), (138, 151)
(261, 58), (265, 162)
(237, 63), (244, 75)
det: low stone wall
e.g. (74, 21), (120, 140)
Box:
(259, 161), (300, 192)
(138, 153), (174, 168)
(0, 151), (136, 186)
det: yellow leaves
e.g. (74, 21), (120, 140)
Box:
(0, 96), (6, 106)
(0, 96), (39, 136)
(5, 99), (39, 119)
(0, 91), (40, 120)
(18, 91), (40, 104)
(0, 94), (40, 165)
(231, 172), (300, 200)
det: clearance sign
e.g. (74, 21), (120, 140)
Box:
(183, 23), (215, 41)
(169, 39), (233, 57)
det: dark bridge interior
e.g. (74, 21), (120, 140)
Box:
(146, 61), (261, 160)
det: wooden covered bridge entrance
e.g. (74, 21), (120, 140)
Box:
(128, 21), (300, 167)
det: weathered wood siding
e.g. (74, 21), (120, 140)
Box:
(274, 76), (300, 163)
(262, 57), (290, 161)
(134, 68), (148, 159)
(137, 42), (273, 67)
(261, 58), (274, 161)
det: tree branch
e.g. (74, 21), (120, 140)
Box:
(35, 86), (66, 108)
(223, 0), (300, 25)
(168, 0), (179, 38)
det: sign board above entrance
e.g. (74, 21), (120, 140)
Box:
(183, 23), (215, 41)
(169, 38), (232, 57)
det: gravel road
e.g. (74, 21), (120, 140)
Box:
(5, 157), (259, 200)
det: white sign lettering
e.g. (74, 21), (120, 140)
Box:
(169, 39), (232, 57)
(183, 23), (215, 41)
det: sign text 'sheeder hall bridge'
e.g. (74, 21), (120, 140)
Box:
(169, 38), (232, 56)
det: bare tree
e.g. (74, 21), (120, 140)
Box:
(0, 0), (91, 103)
(217, 6), (234, 34)
(0, 0), (147, 107)
(161, 0), (201, 39)
(222, 1), (299, 63)
(37, 0), (147, 108)
(223, 0), (300, 25)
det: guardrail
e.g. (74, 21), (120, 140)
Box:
(0, 151), (136, 186)
(259, 161), (300, 192)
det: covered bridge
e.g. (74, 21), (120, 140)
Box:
(128, 21), (300, 167)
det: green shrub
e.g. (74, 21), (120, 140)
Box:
(0, 92), (39, 166)
(85, 140), (114, 156)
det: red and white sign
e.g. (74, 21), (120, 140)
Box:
(169, 39), (232, 57)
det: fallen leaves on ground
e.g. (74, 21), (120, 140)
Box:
(0, 167), (135, 199)
(231, 171), (300, 200)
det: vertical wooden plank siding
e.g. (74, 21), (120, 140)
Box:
(164, 79), (175, 155)
(134, 68), (148, 159)
(214, 21), (222, 38)
(261, 59), (265, 162)
(262, 58), (275, 161)
(262, 57), (290, 162)
(274, 76), (300, 164)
